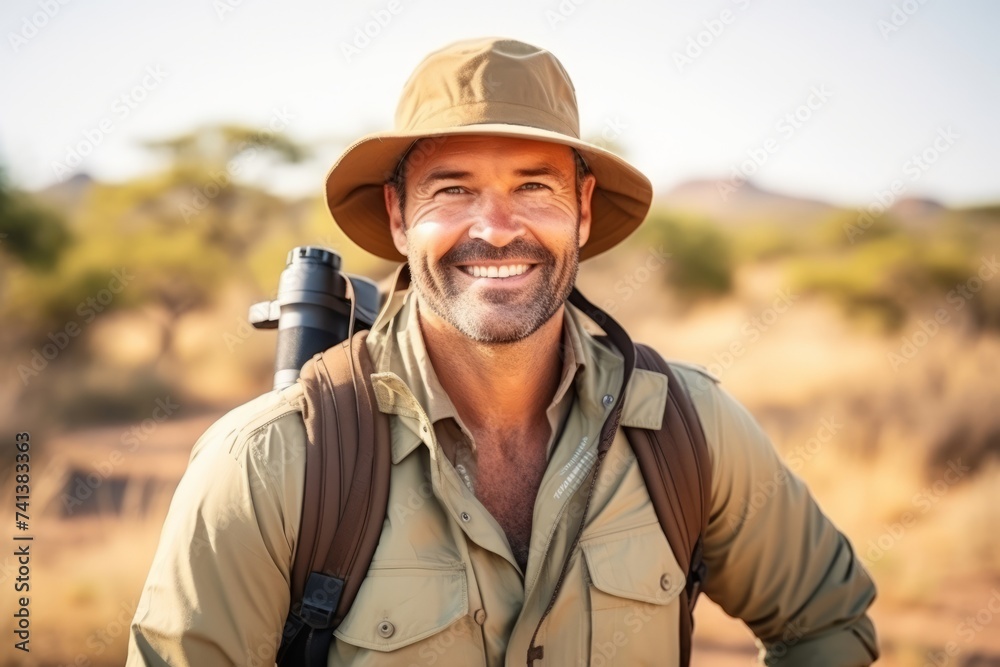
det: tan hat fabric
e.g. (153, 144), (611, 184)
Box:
(324, 37), (653, 261)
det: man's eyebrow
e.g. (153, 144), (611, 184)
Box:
(514, 164), (569, 181)
(416, 163), (570, 187)
(418, 169), (472, 186)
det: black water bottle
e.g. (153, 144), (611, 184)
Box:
(249, 246), (381, 390)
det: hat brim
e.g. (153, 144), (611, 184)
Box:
(324, 123), (653, 262)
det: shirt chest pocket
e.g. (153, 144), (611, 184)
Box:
(581, 524), (686, 666)
(331, 562), (486, 666)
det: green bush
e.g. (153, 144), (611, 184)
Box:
(644, 211), (734, 300)
(0, 170), (72, 270)
(789, 233), (980, 331)
(732, 224), (804, 262)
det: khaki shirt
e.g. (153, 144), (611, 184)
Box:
(128, 287), (878, 666)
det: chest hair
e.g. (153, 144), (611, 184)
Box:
(472, 432), (549, 572)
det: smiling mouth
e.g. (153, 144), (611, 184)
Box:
(457, 264), (534, 279)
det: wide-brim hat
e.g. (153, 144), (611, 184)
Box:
(324, 37), (653, 262)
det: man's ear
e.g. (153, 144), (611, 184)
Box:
(384, 183), (408, 255)
(577, 173), (597, 248)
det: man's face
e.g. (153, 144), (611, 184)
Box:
(384, 135), (596, 344)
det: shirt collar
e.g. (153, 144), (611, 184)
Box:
(366, 280), (667, 464)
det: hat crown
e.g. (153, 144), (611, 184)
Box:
(394, 38), (581, 139)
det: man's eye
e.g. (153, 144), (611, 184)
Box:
(437, 186), (466, 195)
(519, 182), (549, 191)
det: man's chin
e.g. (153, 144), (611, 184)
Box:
(454, 325), (538, 345)
(447, 304), (557, 344)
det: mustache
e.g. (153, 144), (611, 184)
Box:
(441, 238), (552, 266)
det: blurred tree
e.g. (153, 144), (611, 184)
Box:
(8, 124), (344, 337)
(145, 123), (308, 176)
(645, 211), (733, 300)
(789, 231), (985, 332)
(142, 124), (311, 261)
(0, 168), (72, 271)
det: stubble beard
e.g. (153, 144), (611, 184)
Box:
(408, 229), (580, 345)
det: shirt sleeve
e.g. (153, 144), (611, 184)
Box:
(126, 392), (306, 666)
(671, 366), (879, 666)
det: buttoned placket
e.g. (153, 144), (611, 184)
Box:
(508, 375), (623, 665)
(373, 370), (525, 574)
(372, 359), (621, 590)
(367, 280), (633, 666)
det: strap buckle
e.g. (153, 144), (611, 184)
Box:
(686, 538), (707, 612)
(300, 572), (345, 629)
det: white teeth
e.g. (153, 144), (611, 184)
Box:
(465, 264), (530, 278)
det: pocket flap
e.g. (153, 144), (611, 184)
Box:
(334, 563), (469, 652)
(581, 524), (686, 606)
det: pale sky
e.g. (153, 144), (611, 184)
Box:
(1, 0), (998, 207)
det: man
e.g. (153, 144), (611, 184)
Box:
(128, 38), (878, 665)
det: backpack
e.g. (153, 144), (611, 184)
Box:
(276, 285), (712, 666)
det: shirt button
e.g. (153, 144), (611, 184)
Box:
(474, 609), (487, 625)
(377, 620), (395, 638)
(660, 574), (672, 590)
(602, 394), (614, 407)
(460, 511), (471, 522)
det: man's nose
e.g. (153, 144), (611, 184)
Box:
(467, 191), (526, 247)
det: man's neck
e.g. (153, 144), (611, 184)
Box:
(417, 298), (565, 440)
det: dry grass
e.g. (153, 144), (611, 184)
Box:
(5, 258), (999, 666)
(579, 253), (1000, 663)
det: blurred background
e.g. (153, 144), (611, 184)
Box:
(1, 0), (999, 664)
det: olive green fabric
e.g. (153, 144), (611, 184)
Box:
(127, 287), (878, 666)
(324, 37), (654, 262)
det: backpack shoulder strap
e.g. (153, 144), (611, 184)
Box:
(277, 330), (392, 666)
(625, 343), (712, 667)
